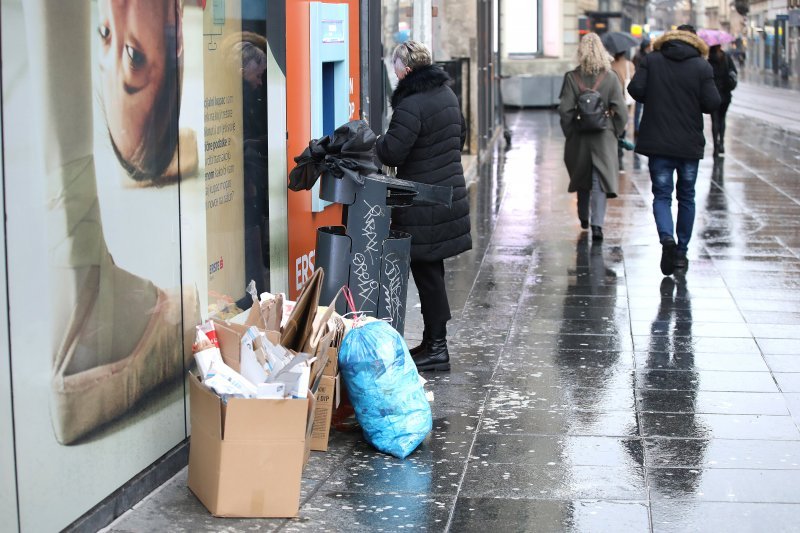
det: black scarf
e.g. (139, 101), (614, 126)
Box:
(391, 64), (451, 109)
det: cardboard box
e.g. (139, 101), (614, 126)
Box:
(188, 375), (315, 517)
(310, 373), (340, 451)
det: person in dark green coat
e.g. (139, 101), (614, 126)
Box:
(558, 32), (628, 241)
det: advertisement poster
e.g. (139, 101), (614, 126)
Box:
(0, 0), (283, 528)
(1, 1), (205, 530)
(203, 0), (246, 304)
(0, 112), (18, 527)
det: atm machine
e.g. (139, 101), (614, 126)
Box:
(309, 2), (350, 212)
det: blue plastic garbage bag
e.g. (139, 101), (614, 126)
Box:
(338, 320), (432, 458)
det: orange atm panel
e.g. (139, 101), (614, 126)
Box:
(285, 0), (360, 299)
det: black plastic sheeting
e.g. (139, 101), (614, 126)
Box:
(288, 120), (380, 191)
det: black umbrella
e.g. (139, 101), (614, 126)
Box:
(601, 31), (639, 55)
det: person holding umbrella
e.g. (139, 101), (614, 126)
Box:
(708, 44), (737, 157)
(611, 50), (636, 170)
(632, 39), (652, 142)
(698, 29), (738, 157)
(602, 32), (639, 171)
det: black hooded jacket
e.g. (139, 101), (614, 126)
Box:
(375, 64), (472, 262)
(709, 49), (737, 102)
(628, 30), (721, 160)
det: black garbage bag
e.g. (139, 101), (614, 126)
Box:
(288, 119), (380, 191)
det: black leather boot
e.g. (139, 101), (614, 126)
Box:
(409, 335), (427, 357)
(412, 338), (450, 372)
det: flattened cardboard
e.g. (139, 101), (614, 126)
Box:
(310, 374), (339, 451)
(245, 293), (283, 332)
(188, 374), (314, 518)
(281, 268), (323, 352)
(211, 319), (280, 373)
(323, 346), (338, 377)
(211, 320), (248, 372)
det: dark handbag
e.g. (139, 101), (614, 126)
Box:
(726, 55), (738, 91)
(728, 69), (738, 91)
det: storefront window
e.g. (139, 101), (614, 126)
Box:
(0, 0), (280, 529)
(504, 0), (539, 55)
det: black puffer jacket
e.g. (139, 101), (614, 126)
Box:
(376, 65), (472, 262)
(709, 50), (737, 103)
(628, 30), (721, 160)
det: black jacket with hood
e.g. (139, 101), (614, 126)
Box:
(709, 48), (737, 102)
(628, 30), (721, 160)
(375, 64), (472, 262)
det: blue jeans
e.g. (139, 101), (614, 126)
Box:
(649, 157), (699, 252)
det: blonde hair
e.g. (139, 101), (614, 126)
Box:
(392, 40), (432, 70)
(577, 33), (612, 75)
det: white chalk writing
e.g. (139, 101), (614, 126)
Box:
(382, 253), (404, 327)
(352, 253), (379, 307)
(361, 200), (383, 264)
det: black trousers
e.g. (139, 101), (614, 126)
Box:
(410, 259), (451, 339)
(711, 98), (731, 149)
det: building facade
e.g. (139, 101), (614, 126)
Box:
(0, 1), (500, 531)
(499, 0), (647, 108)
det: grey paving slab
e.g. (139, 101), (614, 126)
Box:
(450, 499), (650, 533)
(644, 438), (800, 469)
(640, 412), (800, 440)
(651, 501), (800, 533)
(633, 351), (771, 372)
(647, 468), (800, 503)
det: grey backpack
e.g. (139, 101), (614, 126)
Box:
(572, 71), (609, 133)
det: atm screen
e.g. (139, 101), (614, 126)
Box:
(321, 19), (345, 43)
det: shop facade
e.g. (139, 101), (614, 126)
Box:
(0, 0), (500, 530)
(0, 1), (299, 530)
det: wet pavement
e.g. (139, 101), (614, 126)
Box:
(106, 108), (800, 532)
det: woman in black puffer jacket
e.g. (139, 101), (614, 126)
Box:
(375, 40), (472, 372)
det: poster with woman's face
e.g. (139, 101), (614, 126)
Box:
(0, 0), (262, 529)
(0, 0), (284, 525)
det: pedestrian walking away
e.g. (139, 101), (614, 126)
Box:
(611, 50), (636, 170)
(627, 24), (720, 276)
(375, 40), (472, 372)
(708, 44), (738, 157)
(558, 32), (628, 243)
(631, 39), (651, 142)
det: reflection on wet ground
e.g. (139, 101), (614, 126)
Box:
(109, 109), (800, 532)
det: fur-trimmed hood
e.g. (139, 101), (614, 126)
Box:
(653, 30), (709, 59)
(391, 64), (451, 109)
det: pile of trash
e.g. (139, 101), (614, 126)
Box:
(191, 279), (346, 402)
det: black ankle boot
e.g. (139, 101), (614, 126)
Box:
(412, 338), (450, 372)
(409, 329), (429, 356)
(409, 338), (427, 356)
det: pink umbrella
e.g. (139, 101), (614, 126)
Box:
(697, 28), (735, 47)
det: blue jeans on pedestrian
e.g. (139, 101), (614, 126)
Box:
(649, 156), (699, 252)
